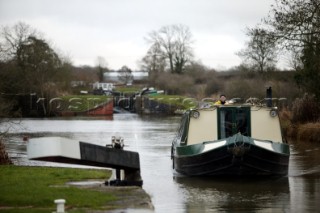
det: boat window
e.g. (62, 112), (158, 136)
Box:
(219, 109), (233, 138)
(236, 108), (250, 136)
(218, 107), (251, 139)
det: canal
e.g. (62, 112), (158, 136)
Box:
(2, 114), (320, 212)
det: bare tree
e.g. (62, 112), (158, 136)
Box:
(261, 0), (320, 99)
(0, 22), (37, 62)
(118, 66), (133, 85)
(145, 24), (194, 74)
(139, 43), (166, 86)
(237, 28), (278, 73)
(265, 0), (320, 49)
(140, 43), (166, 73)
(0, 22), (71, 116)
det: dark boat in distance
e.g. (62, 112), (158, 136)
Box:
(171, 97), (290, 176)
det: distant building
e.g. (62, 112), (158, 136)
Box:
(92, 82), (114, 91)
(104, 71), (148, 83)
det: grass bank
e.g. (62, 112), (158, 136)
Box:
(0, 165), (152, 212)
(115, 86), (141, 94)
(146, 94), (199, 110)
(59, 95), (113, 112)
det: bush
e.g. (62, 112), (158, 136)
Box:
(205, 78), (223, 96)
(155, 73), (194, 95)
(270, 81), (300, 104)
(224, 78), (265, 99)
(296, 123), (320, 143)
(292, 93), (320, 124)
(279, 108), (294, 138)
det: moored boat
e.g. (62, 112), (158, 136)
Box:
(171, 98), (290, 176)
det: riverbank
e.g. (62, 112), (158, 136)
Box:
(280, 110), (320, 143)
(0, 165), (153, 212)
(284, 122), (320, 143)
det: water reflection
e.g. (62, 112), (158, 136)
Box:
(289, 141), (320, 177)
(2, 115), (320, 212)
(289, 177), (320, 213)
(175, 176), (290, 212)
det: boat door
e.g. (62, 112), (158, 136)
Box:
(217, 107), (251, 139)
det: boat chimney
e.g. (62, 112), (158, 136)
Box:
(266, 86), (272, 107)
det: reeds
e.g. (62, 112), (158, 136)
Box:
(279, 94), (320, 143)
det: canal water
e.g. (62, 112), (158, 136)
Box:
(2, 114), (320, 213)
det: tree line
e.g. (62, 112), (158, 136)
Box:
(0, 22), (72, 116)
(140, 0), (320, 101)
(0, 0), (319, 117)
(237, 0), (320, 100)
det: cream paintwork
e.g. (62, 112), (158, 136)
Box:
(250, 107), (283, 143)
(27, 137), (81, 160)
(186, 106), (284, 145)
(187, 109), (218, 145)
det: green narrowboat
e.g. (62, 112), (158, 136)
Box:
(171, 102), (290, 176)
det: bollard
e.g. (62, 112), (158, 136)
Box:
(54, 199), (66, 213)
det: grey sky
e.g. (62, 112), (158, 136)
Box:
(0, 0), (276, 70)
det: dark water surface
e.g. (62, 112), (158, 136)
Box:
(2, 114), (320, 213)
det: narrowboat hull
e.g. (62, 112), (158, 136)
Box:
(172, 134), (290, 176)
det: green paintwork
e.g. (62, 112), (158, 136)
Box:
(175, 143), (205, 156)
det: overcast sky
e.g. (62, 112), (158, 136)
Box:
(0, 0), (277, 70)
